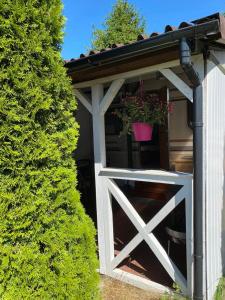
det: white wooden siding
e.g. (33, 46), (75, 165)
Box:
(205, 51), (225, 300)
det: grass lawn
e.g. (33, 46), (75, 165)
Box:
(100, 275), (162, 300)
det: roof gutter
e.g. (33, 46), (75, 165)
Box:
(179, 38), (204, 300)
(66, 19), (220, 73)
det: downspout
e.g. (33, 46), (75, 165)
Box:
(179, 37), (204, 300)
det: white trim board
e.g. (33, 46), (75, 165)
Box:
(99, 167), (192, 185)
(111, 268), (171, 294)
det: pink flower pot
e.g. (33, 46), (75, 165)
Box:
(132, 122), (153, 141)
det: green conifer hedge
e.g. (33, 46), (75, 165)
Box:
(0, 0), (99, 299)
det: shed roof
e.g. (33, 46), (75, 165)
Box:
(65, 13), (225, 84)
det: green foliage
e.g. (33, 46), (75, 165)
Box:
(114, 82), (171, 135)
(0, 0), (99, 299)
(92, 0), (146, 50)
(214, 277), (225, 300)
(160, 293), (187, 300)
(160, 283), (188, 300)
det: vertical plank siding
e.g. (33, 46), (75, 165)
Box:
(205, 51), (225, 299)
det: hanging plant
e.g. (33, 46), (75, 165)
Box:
(113, 81), (173, 141)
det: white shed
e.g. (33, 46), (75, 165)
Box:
(65, 13), (225, 300)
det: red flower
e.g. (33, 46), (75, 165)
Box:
(168, 102), (174, 113)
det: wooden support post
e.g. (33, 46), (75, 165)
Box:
(91, 84), (114, 275)
(185, 179), (194, 297)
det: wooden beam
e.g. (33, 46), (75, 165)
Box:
(107, 178), (146, 232)
(73, 59), (180, 88)
(99, 167), (192, 185)
(70, 48), (180, 84)
(100, 79), (125, 115)
(160, 69), (193, 102)
(74, 88), (92, 114)
(147, 233), (187, 293)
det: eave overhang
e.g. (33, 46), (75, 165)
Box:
(65, 13), (225, 84)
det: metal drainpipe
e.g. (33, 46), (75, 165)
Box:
(179, 37), (204, 300)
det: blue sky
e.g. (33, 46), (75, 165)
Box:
(61, 0), (225, 59)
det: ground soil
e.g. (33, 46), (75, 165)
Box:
(100, 275), (163, 300)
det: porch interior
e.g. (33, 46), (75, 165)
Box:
(75, 67), (193, 290)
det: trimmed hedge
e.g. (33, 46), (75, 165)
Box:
(0, 0), (99, 299)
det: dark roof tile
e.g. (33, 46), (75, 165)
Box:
(178, 21), (192, 29)
(88, 50), (99, 55)
(150, 32), (160, 37)
(111, 43), (124, 48)
(137, 34), (149, 40)
(165, 25), (177, 32)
